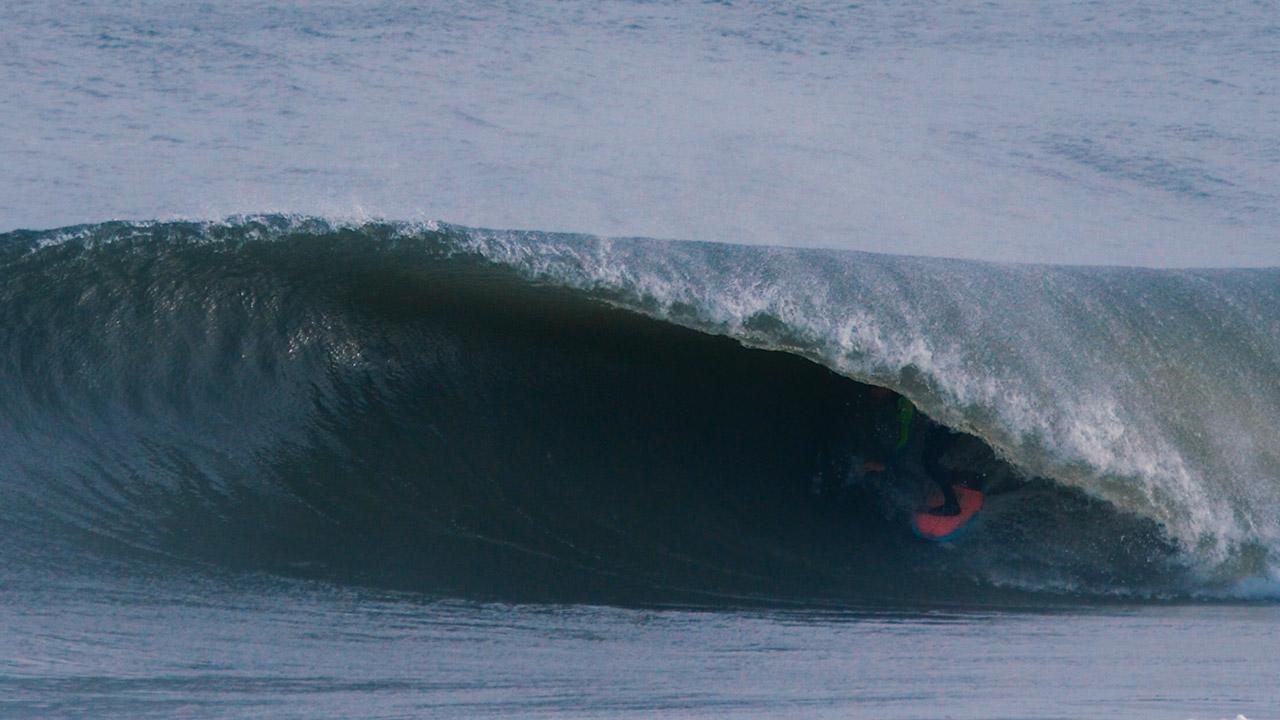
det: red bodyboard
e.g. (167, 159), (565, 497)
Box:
(911, 486), (984, 541)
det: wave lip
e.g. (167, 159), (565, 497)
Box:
(455, 223), (1280, 582)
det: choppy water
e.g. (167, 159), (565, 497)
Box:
(3, 2), (1279, 717)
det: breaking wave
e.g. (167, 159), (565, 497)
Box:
(2, 216), (1277, 602)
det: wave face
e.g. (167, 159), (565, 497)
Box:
(2, 217), (1277, 601)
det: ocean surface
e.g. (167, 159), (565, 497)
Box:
(3, 2), (1279, 718)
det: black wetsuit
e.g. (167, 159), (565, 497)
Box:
(882, 396), (961, 515)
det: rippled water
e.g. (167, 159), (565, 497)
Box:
(2, 569), (1276, 719)
(3, 1), (1278, 266)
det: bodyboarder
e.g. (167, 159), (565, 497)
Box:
(861, 386), (962, 516)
